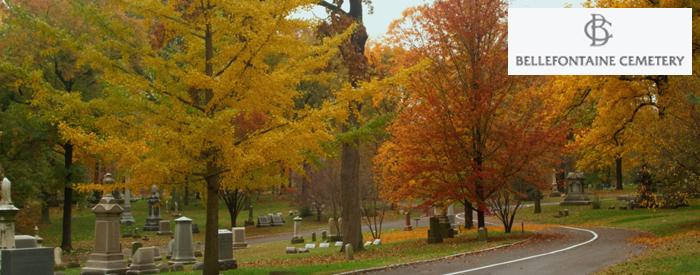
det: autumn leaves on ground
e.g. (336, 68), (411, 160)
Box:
(0, 0), (699, 275)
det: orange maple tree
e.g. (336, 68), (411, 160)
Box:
(375, 0), (569, 230)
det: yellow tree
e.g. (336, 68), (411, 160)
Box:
(574, 0), (700, 194)
(74, 1), (346, 273)
(0, 0), (140, 252)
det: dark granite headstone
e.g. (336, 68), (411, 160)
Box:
(271, 214), (284, 226)
(257, 216), (271, 227)
(1, 247), (53, 275)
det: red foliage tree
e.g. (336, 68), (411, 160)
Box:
(375, 0), (569, 230)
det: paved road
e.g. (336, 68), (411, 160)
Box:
(367, 226), (643, 275)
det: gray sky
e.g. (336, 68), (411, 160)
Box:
(303, 0), (585, 40)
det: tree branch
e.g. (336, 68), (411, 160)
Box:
(317, 1), (348, 16)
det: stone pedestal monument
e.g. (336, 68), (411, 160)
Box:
(549, 170), (561, 197)
(446, 204), (456, 225)
(169, 216), (196, 265)
(291, 216), (304, 244)
(0, 168), (54, 275)
(560, 172), (591, 205)
(81, 173), (128, 275)
(403, 211), (412, 231)
(0, 174), (19, 249)
(143, 185), (161, 231)
(120, 189), (136, 225)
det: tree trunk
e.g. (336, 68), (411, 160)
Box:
(228, 205), (238, 228)
(615, 156), (623, 190)
(475, 181), (486, 228)
(203, 168), (220, 275)
(463, 200), (473, 229)
(201, 17), (220, 274)
(184, 180), (189, 206)
(61, 142), (73, 252)
(476, 208), (485, 228)
(534, 196), (542, 214)
(340, 123), (363, 251)
(316, 0), (369, 253)
(221, 189), (245, 229)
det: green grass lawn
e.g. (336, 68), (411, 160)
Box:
(61, 227), (531, 275)
(516, 198), (700, 236)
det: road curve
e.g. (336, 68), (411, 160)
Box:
(367, 226), (643, 275)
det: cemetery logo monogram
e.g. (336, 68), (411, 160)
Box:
(584, 14), (612, 46)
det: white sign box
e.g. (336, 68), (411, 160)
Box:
(508, 8), (692, 75)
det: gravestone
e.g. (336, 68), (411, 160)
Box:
(143, 185), (161, 231)
(427, 217), (443, 244)
(328, 218), (341, 242)
(126, 247), (159, 274)
(271, 214), (284, 226)
(305, 243), (316, 249)
(403, 211), (413, 231)
(244, 206), (255, 227)
(217, 229), (237, 270)
(257, 216), (271, 227)
(319, 242), (330, 248)
(232, 227), (248, 249)
(121, 189), (136, 225)
(549, 170), (561, 197)
(169, 216), (196, 265)
(54, 247), (63, 267)
(446, 205), (456, 225)
(157, 220), (172, 235)
(291, 216), (304, 244)
(33, 226), (43, 246)
(477, 227), (488, 241)
(1, 247), (54, 275)
(81, 173), (128, 275)
(321, 230), (328, 241)
(560, 172), (591, 205)
(373, 239), (381, 245)
(0, 174), (19, 249)
(191, 223), (200, 234)
(344, 244), (354, 260)
(13, 235), (37, 248)
(311, 232), (316, 242)
(438, 215), (454, 238)
(0, 172), (54, 275)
